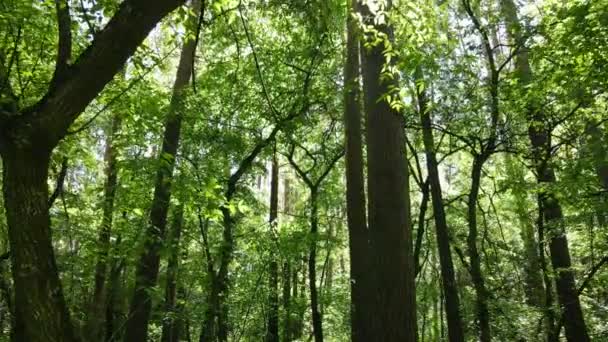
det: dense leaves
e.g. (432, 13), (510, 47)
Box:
(1, 0), (607, 341)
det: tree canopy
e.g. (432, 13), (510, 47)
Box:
(1, 0), (607, 341)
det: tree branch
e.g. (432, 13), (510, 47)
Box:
(23, 0), (186, 146)
(52, 0), (72, 85)
(48, 157), (68, 207)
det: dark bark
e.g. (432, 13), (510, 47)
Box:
(500, 0), (590, 340)
(105, 235), (125, 342)
(460, 3), (501, 340)
(359, 1), (417, 340)
(308, 188), (323, 342)
(0, 1), (184, 340)
(467, 157), (491, 342)
(123, 1), (200, 340)
(418, 77), (465, 342)
(1, 147), (77, 342)
(282, 261), (292, 341)
(343, 0), (372, 340)
(287, 147), (343, 342)
(537, 201), (558, 342)
(0, 251), (14, 341)
(161, 205), (185, 342)
(86, 114), (121, 342)
(48, 157), (68, 208)
(414, 180), (429, 277)
(265, 154), (279, 342)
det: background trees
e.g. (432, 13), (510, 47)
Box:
(1, 0), (608, 341)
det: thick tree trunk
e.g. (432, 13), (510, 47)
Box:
(161, 205), (184, 342)
(265, 155), (279, 342)
(359, 1), (417, 340)
(308, 188), (323, 342)
(467, 157), (491, 342)
(86, 114), (122, 342)
(343, 0), (372, 340)
(418, 79), (465, 342)
(500, 0), (590, 340)
(0, 2), (184, 340)
(535, 162), (589, 341)
(123, 1), (200, 339)
(1, 146), (78, 342)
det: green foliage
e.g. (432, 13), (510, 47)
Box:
(1, 0), (608, 340)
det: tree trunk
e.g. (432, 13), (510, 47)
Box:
(537, 198), (558, 342)
(86, 114), (122, 342)
(199, 277), (219, 342)
(282, 178), (294, 341)
(282, 261), (292, 341)
(161, 205), (184, 342)
(467, 157), (491, 342)
(359, 1), (417, 340)
(123, 1), (200, 339)
(500, 0), (590, 340)
(105, 234), (125, 342)
(536, 165), (589, 341)
(308, 188), (323, 342)
(343, 0), (372, 340)
(0, 2), (185, 340)
(265, 155), (279, 342)
(1, 147), (78, 342)
(418, 76), (465, 342)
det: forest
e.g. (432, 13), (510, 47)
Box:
(0, 0), (607, 341)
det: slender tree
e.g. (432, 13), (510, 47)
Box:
(86, 113), (122, 342)
(265, 152), (280, 342)
(161, 205), (185, 342)
(343, 0), (372, 340)
(501, 0), (590, 340)
(123, 1), (201, 339)
(287, 143), (344, 342)
(417, 70), (465, 342)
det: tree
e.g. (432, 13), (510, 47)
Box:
(123, 1), (201, 339)
(359, 1), (417, 339)
(287, 140), (344, 342)
(0, 1), (185, 340)
(501, 0), (590, 340)
(343, 0), (372, 340)
(417, 69), (465, 342)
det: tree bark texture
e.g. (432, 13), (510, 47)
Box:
(343, 0), (372, 340)
(359, 1), (417, 340)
